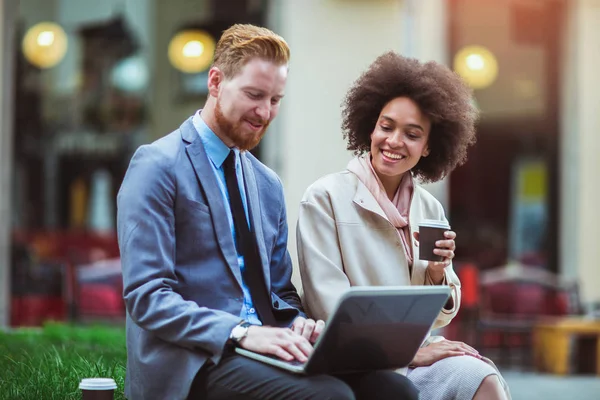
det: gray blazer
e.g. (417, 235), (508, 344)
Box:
(117, 118), (302, 400)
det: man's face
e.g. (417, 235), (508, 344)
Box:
(213, 58), (287, 151)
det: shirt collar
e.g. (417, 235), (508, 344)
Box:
(192, 110), (238, 168)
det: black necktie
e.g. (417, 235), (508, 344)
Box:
(223, 150), (276, 326)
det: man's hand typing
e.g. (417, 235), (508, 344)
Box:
(291, 316), (325, 344)
(238, 326), (314, 362)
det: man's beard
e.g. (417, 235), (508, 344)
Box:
(214, 100), (269, 151)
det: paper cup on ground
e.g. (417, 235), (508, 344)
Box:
(418, 219), (450, 262)
(79, 378), (117, 400)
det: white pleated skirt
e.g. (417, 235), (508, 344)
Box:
(406, 355), (511, 400)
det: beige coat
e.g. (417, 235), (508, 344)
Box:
(297, 170), (461, 331)
(296, 171), (514, 399)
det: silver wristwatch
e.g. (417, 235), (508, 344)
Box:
(229, 321), (251, 344)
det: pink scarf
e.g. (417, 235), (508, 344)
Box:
(347, 154), (414, 265)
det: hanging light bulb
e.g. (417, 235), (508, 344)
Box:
(111, 54), (149, 93)
(168, 29), (215, 74)
(22, 22), (68, 69)
(453, 45), (499, 90)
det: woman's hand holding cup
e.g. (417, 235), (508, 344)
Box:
(414, 219), (456, 284)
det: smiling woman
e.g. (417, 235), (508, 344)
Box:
(368, 97), (431, 199)
(341, 52), (477, 184)
(297, 52), (511, 400)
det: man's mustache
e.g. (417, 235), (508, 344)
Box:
(246, 119), (269, 126)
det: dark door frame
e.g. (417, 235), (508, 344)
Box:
(447, 0), (565, 273)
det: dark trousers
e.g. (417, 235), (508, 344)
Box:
(188, 351), (419, 400)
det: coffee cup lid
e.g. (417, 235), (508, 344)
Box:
(79, 378), (117, 390)
(419, 219), (450, 229)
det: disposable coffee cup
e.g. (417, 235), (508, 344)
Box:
(79, 378), (117, 400)
(418, 219), (450, 262)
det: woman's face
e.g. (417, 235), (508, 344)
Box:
(370, 96), (431, 191)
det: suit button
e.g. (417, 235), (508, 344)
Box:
(274, 301), (280, 308)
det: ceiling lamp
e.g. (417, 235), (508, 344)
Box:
(453, 45), (499, 90)
(22, 22), (68, 69)
(111, 55), (149, 93)
(168, 29), (216, 74)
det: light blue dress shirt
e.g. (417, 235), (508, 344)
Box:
(192, 111), (262, 326)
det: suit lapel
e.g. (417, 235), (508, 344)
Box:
(181, 119), (243, 288)
(240, 153), (271, 290)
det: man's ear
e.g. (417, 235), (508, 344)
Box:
(207, 66), (223, 97)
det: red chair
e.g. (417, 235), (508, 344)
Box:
(10, 230), (122, 326)
(475, 264), (580, 368)
(448, 263), (480, 344)
(75, 258), (124, 321)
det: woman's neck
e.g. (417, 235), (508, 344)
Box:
(377, 172), (406, 201)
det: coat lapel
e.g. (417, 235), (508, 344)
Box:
(180, 119), (243, 288)
(408, 189), (428, 284)
(352, 177), (413, 280)
(353, 181), (388, 220)
(240, 153), (271, 290)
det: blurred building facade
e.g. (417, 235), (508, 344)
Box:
(0, 0), (599, 328)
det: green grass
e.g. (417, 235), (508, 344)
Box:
(0, 322), (127, 400)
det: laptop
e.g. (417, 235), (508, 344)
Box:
(235, 285), (451, 375)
